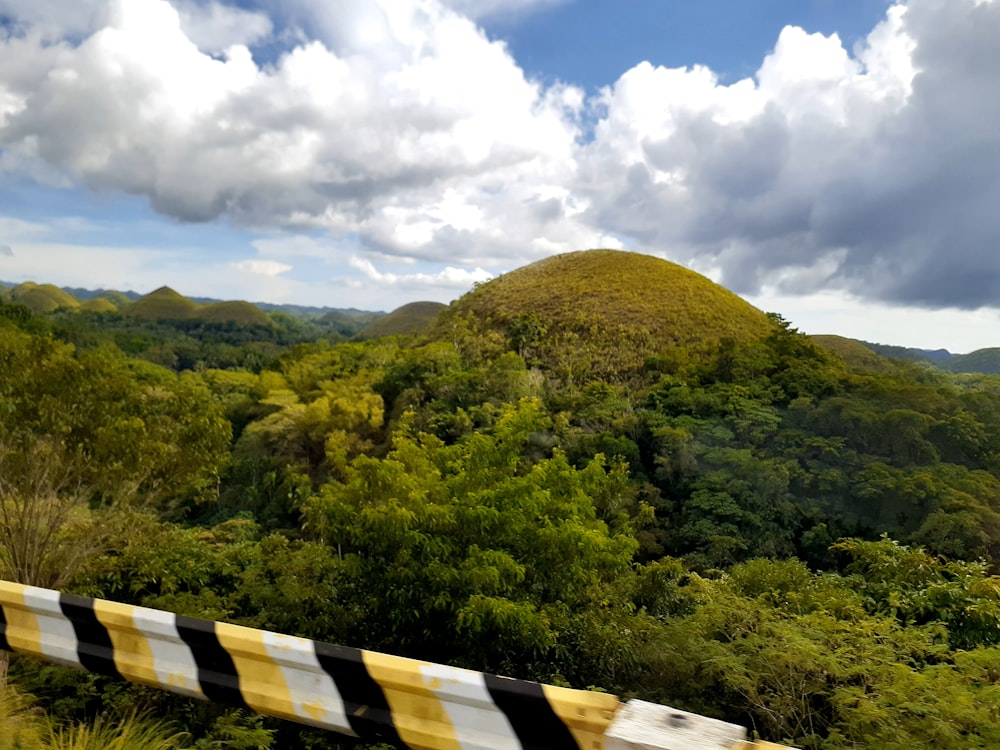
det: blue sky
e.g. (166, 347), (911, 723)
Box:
(489, 1), (892, 89)
(1, 0), (1000, 351)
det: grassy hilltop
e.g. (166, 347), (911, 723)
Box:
(436, 249), (778, 380)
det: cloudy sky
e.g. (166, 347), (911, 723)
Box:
(1, 0), (999, 351)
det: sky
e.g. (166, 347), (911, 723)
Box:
(1, 0), (1000, 352)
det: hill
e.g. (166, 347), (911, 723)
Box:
(436, 249), (778, 380)
(197, 300), (273, 327)
(128, 286), (200, 320)
(10, 282), (80, 313)
(944, 348), (1000, 375)
(358, 301), (446, 338)
(858, 340), (953, 363)
(79, 298), (118, 313)
(811, 335), (895, 374)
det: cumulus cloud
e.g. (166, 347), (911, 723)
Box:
(0, 0), (584, 267)
(2, 0), (1000, 310)
(582, 0), (1000, 309)
(174, 1), (272, 53)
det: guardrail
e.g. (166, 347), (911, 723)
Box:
(0, 580), (795, 750)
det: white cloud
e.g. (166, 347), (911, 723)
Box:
(748, 288), (1000, 354)
(349, 255), (492, 288)
(0, 0), (583, 261)
(0, 242), (177, 288)
(581, 0), (1000, 309)
(0, 244), (13, 256)
(2, 0), (1000, 321)
(231, 259), (292, 276)
(0, 216), (51, 238)
(175, 1), (272, 53)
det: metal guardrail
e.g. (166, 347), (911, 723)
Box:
(0, 580), (796, 750)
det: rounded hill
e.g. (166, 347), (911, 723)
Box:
(128, 287), (199, 320)
(436, 249), (777, 380)
(198, 300), (272, 326)
(11, 282), (80, 313)
(358, 301), (447, 339)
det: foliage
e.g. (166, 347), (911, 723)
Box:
(47, 713), (188, 750)
(10, 253), (1000, 747)
(0, 680), (47, 750)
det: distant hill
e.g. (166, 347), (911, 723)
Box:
(435, 249), (778, 380)
(79, 298), (118, 313)
(127, 286), (201, 320)
(198, 300), (273, 327)
(127, 287), (278, 326)
(943, 348), (1000, 375)
(0, 279), (384, 326)
(10, 282), (80, 313)
(61, 286), (142, 303)
(851, 340), (1000, 375)
(811, 335), (895, 374)
(358, 301), (446, 339)
(858, 340), (953, 363)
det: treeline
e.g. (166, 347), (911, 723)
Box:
(4, 300), (1000, 748)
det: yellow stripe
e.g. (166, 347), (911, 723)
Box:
(214, 622), (297, 721)
(91, 598), (161, 689)
(362, 650), (462, 750)
(0, 581), (43, 658)
(541, 684), (621, 750)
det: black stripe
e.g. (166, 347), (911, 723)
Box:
(175, 615), (247, 708)
(485, 674), (580, 750)
(314, 642), (406, 748)
(60, 593), (121, 679)
(0, 599), (11, 653)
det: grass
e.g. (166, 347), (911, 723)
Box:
(359, 301), (446, 338)
(0, 681), (46, 750)
(0, 682), (186, 750)
(47, 714), (187, 750)
(435, 249), (777, 381)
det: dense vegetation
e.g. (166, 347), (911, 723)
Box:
(4, 250), (1000, 749)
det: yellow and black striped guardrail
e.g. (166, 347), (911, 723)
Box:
(0, 580), (795, 750)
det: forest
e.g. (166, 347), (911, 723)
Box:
(4, 250), (1000, 749)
